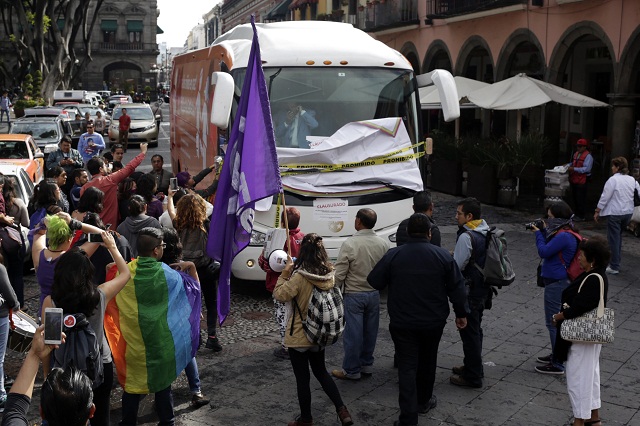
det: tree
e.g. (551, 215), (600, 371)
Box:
(0, 0), (104, 102)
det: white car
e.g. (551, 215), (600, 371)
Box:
(0, 164), (36, 259)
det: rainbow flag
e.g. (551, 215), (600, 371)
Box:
(104, 258), (201, 394)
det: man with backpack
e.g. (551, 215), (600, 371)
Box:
(368, 213), (468, 425)
(450, 197), (492, 388)
(331, 208), (388, 380)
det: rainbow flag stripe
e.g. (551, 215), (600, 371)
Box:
(104, 258), (201, 394)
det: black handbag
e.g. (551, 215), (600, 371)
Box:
(0, 225), (24, 256)
(536, 261), (545, 287)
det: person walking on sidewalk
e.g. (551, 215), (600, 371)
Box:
(273, 234), (353, 426)
(0, 91), (11, 124)
(566, 138), (593, 221)
(369, 213), (468, 426)
(331, 208), (388, 380)
(530, 201), (578, 375)
(593, 156), (640, 275)
(450, 197), (491, 389)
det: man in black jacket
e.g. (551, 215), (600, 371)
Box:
(395, 191), (441, 247)
(368, 213), (468, 426)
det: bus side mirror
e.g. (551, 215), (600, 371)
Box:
(211, 72), (234, 130)
(416, 70), (460, 123)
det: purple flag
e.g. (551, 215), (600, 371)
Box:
(207, 16), (282, 324)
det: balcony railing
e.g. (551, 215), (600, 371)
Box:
(426, 0), (526, 19)
(353, 0), (419, 32)
(94, 42), (157, 52)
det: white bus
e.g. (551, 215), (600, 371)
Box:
(170, 21), (459, 281)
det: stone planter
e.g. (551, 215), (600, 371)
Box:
(429, 158), (463, 196)
(467, 164), (497, 204)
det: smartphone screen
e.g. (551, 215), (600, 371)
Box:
(170, 177), (178, 191)
(87, 233), (104, 243)
(44, 308), (63, 344)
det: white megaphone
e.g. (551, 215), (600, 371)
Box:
(268, 249), (289, 272)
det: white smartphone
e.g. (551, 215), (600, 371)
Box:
(87, 233), (104, 243)
(170, 177), (178, 191)
(44, 307), (63, 345)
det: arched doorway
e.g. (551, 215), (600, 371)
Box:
(457, 39), (493, 138)
(104, 61), (143, 94)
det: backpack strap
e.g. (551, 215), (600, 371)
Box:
(556, 228), (581, 269)
(290, 297), (303, 336)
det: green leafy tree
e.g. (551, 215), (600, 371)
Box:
(0, 0), (105, 102)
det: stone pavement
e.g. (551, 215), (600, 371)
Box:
(4, 191), (640, 425)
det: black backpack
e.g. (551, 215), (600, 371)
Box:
(53, 313), (104, 389)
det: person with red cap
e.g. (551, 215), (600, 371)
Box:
(566, 138), (593, 221)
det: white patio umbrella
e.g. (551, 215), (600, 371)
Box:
(466, 73), (609, 139)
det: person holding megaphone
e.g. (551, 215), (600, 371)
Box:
(258, 207), (304, 360)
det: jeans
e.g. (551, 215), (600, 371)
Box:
(571, 183), (588, 218)
(120, 386), (174, 426)
(196, 264), (218, 336)
(606, 214), (631, 271)
(91, 362), (114, 426)
(390, 325), (443, 426)
(544, 278), (570, 369)
(0, 109), (9, 124)
(184, 357), (201, 393)
(289, 347), (344, 421)
(0, 316), (8, 399)
(342, 291), (380, 375)
(458, 294), (485, 385)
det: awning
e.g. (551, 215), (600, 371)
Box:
(157, 26), (164, 34)
(101, 20), (118, 31)
(127, 20), (143, 32)
(265, 0), (293, 20)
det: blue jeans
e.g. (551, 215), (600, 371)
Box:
(184, 357), (201, 393)
(342, 291), (380, 375)
(544, 278), (570, 369)
(0, 316), (8, 399)
(606, 214), (631, 271)
(0, 109), (9, 124)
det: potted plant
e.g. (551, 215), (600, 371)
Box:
(429, 130), (463, 196)
(465, 138), (498, 205)
(513, 133), (551, 199)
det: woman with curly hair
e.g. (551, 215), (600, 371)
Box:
(135, 174), (163, 220)
(31, 213), (102, 314)
(273, 233), (353, 426)
(116, 195), (160, 258)
(73, 186), (105, 219)
(42, 230), (130, 426)
(174, 193), (221, 352)
(28, 180), (62, 226)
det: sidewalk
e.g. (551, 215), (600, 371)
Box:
(5, 192), (640, 425)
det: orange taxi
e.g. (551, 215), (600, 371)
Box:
(0, 134), (45, 183)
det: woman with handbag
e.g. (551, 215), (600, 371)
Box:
(530, 201), (579, 375)
(552, 237), (610, 426)
(593, 157), (640, 275)
(273, 233), (353, 426)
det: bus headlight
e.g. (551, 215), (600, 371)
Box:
(388, 233), (396, 243)
(250, 229), (266, 246)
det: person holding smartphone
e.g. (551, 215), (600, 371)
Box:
(41, 230), (130, 426)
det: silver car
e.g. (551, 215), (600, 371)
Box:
(108, 104), (159, 147)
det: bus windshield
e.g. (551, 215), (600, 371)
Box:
(231, 67), (419, 148)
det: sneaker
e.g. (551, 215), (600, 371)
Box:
(449, 374), (482, 388)
(534, 363), (564, 375)
(451, 365), (465, 375)
(536, 354), (552, 364)
(205, 336), (222, 352)
(606, 266), (619, 275)
(273, 347), (290, 359)
(191, 391), (210, 408)
(418, 395), (437, 414)
(361, 365), (373, 375)
(331, 369), (361, 380)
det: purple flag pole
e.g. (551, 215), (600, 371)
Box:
(207, 16), (282, 324)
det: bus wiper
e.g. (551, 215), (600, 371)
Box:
(317, 180), (415, 196)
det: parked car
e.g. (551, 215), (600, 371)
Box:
(9, 117), (73, 159)
(0, 134), (45, 183)
(97, 90), (111, 99)
(0, 164), (36, 260)
(109, 103), (159, 147)
(23, 107), (71, 120)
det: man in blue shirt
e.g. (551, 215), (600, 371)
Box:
(78, 120), (106, 164)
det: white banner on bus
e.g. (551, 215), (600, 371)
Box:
(313, 198), (348, 222)
(277, 118), (424, 196)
